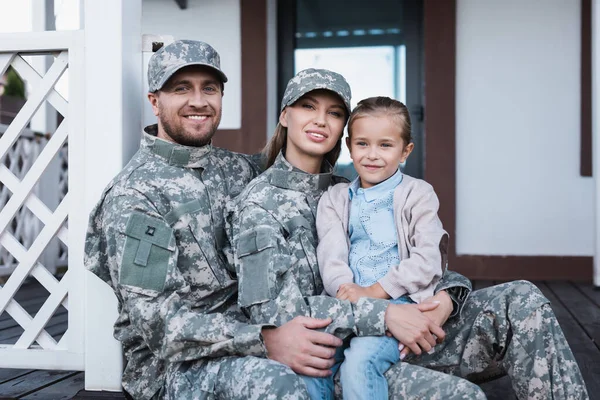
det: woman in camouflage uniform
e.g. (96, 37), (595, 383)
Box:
(228, 69), (480, 399)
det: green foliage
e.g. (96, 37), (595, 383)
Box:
(3, 67), (26, 99)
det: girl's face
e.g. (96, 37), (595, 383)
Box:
(347, 114), (414, 188)
(279, 89), (346, 166)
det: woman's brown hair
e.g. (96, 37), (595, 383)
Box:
(347, 97), (412, 145)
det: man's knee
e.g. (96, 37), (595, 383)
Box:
(266, 368), (309, 399)
(429, 380), (486, 400)
(216, 357), (309, 400)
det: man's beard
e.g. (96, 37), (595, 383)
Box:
(159, 113), (219, 147)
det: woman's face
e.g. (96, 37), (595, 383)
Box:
(279, 89), (346, 163)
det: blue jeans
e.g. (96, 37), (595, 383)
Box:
(301, 296), (411, 399)
(300, 345), (345, 400)
(339, 335), (400, 400)
(339, 296), (412, 400)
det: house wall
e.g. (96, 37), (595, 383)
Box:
(455, 0), (594, 256)
(141, 0), (241, 129)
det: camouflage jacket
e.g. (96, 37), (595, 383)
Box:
(84, 126), (264, 399)
(229, 153), (472, 340)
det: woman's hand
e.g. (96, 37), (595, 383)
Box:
(336, 282), (391, 302)
(385, 302), (445, 356)
(398, 290), (453, 359)
(420, 290), (453, 327)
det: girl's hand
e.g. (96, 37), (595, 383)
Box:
(336, 282), (390, 302)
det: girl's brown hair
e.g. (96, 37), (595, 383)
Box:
(262, 107), (345, 169)
(347, 97), (412, 145)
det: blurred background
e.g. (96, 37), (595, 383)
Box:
(1, 0), (594, 282)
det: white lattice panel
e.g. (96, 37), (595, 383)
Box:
(0, 134), (47, 274)
(0, 31), (84, 371)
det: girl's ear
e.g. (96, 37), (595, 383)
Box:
(279, 109), (288, 128)
(401, 142), (415, 163)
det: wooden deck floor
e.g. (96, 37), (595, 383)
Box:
(0, 280), (598, 399)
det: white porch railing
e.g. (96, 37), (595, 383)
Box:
(0, 31), (85, 371)
(0, 127), (68, 278)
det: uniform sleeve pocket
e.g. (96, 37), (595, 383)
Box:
(236, 227), (278, 307)
(119, 212), (175, 293)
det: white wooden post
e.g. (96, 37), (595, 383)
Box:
(83, 0), (142, 391)
(32, 0), (60, 276)
(593, 0), (600, 288)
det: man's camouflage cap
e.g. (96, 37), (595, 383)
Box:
(281, 68), (351, 115)
(148, 40), (227, 92)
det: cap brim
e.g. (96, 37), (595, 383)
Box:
(155, 62), (228, 91)
(282, 85), (351, 115)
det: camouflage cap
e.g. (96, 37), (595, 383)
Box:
(281, 68), (351, 115)
(148, 40), (228, 92)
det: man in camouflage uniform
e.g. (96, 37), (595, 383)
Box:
(84, 40), (343, 400)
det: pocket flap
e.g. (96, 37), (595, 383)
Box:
(124, 212), (175, 250)
(237, 226), (277, 257)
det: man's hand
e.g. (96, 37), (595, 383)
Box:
(384, 302), (445, 356)
(336, 282), (390, 302)
(261, 316), (342, 378)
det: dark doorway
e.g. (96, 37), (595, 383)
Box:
(277, 0), (424, 179)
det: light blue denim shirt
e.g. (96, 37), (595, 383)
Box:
(348, 169), (411, 302)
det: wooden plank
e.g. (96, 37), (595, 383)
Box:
(0, 313), (67, 344)
(21, 372), (84, 400)
(576, 282), (600, 306)
(72, 389), (128, 399)
(472, 280), (495, 291)
(0, 294), (64, 324)
(0, 307), (66, 332)
(0, 298), (47, 327)
(0, 369), (77, 398)
(12, 281), (49, 303)
(16, 274), (69, 348)
(546, 282), (600, 349)
(535, 282), (600, 396)
(0, 369), (32, 385)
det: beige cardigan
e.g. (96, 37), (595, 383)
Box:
(316, 174), (448, 303)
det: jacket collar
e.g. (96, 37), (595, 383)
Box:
(268, 152), (332, 195)
(141, 124), (212, 168)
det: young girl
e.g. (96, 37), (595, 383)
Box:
(228, 71), (454, 400)
(316, 96), (448, 400)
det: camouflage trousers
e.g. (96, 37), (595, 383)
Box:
(380, 280), (589, 400)
(164, 355), (309, 400)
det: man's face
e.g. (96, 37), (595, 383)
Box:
(148, 65), (223, 147)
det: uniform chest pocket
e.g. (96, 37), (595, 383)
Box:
(119, 212), (176, 293)
(296, 228), (322, 294)
(236, 226), (281, 307)
(285, 216), (321, 294)
(167, 200), (226, 292)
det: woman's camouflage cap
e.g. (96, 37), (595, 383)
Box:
(148, 40), (228, 92)
(281, 68), (351, 115)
